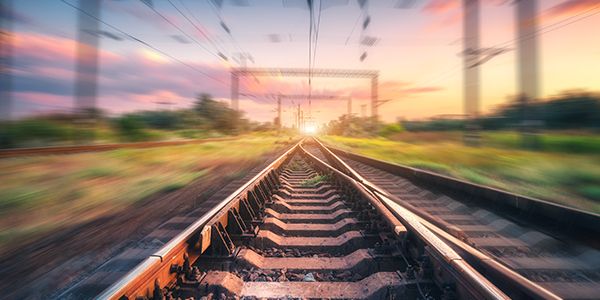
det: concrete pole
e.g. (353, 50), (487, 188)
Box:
(517, 0), (539, 101)
(371, 75), (378, 131)
(301, 110), (304, 133)
(463, 0), (480, 145)
(348, 98), (352, 117)
(516, 0), (540, 148)
(0, 0), (13, 121)
(277, 95), (281, 135)
(75, 0), (101, 116)
(231, 70), (239, 134)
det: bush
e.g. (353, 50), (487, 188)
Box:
(176, 129), (201, 139)
(379, 123), (405, 137)
(114, 115), (149, 142)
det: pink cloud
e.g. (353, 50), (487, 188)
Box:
(13, 32), (123, 65)
(421, 0), (458, 16)
(15, 92), (72, 107)
(542, 0), (600, 22)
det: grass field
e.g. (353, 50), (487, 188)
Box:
(320, 133), (600, 214)
(0, 137), (290, 252)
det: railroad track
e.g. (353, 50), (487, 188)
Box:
(0, 137), (241, 158)
(310, 137), (600, 300)
(57, 137), (600, 300)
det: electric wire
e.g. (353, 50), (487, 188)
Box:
(59, 0), (230, 87)
(408, 4), (600, 93)
(494, 3), (600, 50)
(168, 0), (231, 58)
(205, 0), (279, 99)
(312, 0), (323, 70)
(139, 0), (224, 62)
(344, 11), (362, 45)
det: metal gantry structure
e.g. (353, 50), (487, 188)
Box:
(231, 67), (379, 131)
(240, 93), (352, 134)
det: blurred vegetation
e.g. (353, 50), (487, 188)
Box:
(320, 135), (600, 214)
(401, 90), (600, 132)
(0, 93), (297, 149)
(378, 123), (405, 137)
(0, 137), (291, 252)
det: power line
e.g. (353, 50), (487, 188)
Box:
(205, 1), (278, 97)
(344, 11), (362, 45)
(168, 0), (231, 59)
(207, 0), (245, 53)
(59, 0), (230, 87)
(409, 4), (600, 93)
(312, 0), (323, 70)
(494, 4), (600, 49)
(139, 0), (225, 62)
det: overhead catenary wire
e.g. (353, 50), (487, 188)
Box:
(205, 0), (280, 99)
(138, 0), (226, 62)
(312, 0), (323, 70)
(59, 0), (230, 87)
(344, 11), (362, 45)
(407, 4), (600, 94)
(168, 0), (231, 59)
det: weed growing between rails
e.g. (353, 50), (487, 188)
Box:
(285, 160), (315, 171)
(300, 173), (332, 188)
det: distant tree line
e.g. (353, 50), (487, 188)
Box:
(0, 93), (282, 148)
(403, 91), (600, 132)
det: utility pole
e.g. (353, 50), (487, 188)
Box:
(371, 75), (378, 131)
(463, 0), (481, 146)
(75, 0), (101, 118)
(517, 0), (540, 149)
(231, 71), (239, 135)
(297, 104), (300, 133)
(233, 52), (254, 68)
(0, 0), (13, 122)
(277, 95), (281, 135)
(301, 110), (305, 133)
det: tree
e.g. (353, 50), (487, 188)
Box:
(194, 93), (235, 133)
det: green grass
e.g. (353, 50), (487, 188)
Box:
(300, 173), (331, 188)
(320, 134), (600, 214)
(484, 132), (600, 154)
(0, 136), (291, 252)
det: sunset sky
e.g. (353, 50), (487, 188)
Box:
(6, 0), (600, 127)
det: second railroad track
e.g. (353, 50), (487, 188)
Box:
(56, 137), (600, 300)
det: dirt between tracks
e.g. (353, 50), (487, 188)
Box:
(0, 148), (289, 300)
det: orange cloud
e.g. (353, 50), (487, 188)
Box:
(542, 0), (600, 22)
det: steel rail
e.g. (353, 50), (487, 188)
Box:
(311, 137), (564, 300)
(414, 212), (562, 300)
(0, 137), (242, 158)
(298, 142), (511, 300)
(319, 140), (600, 235)
(94, 138), (304, 300)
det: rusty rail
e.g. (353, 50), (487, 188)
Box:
(91, 137), (526, 300)
(318, 140), (600, 238)
(299, 141), (512, 300)
(312, 137), (564, 300)
(0, 137), (242, 158)
(94, 138), (304, 300)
